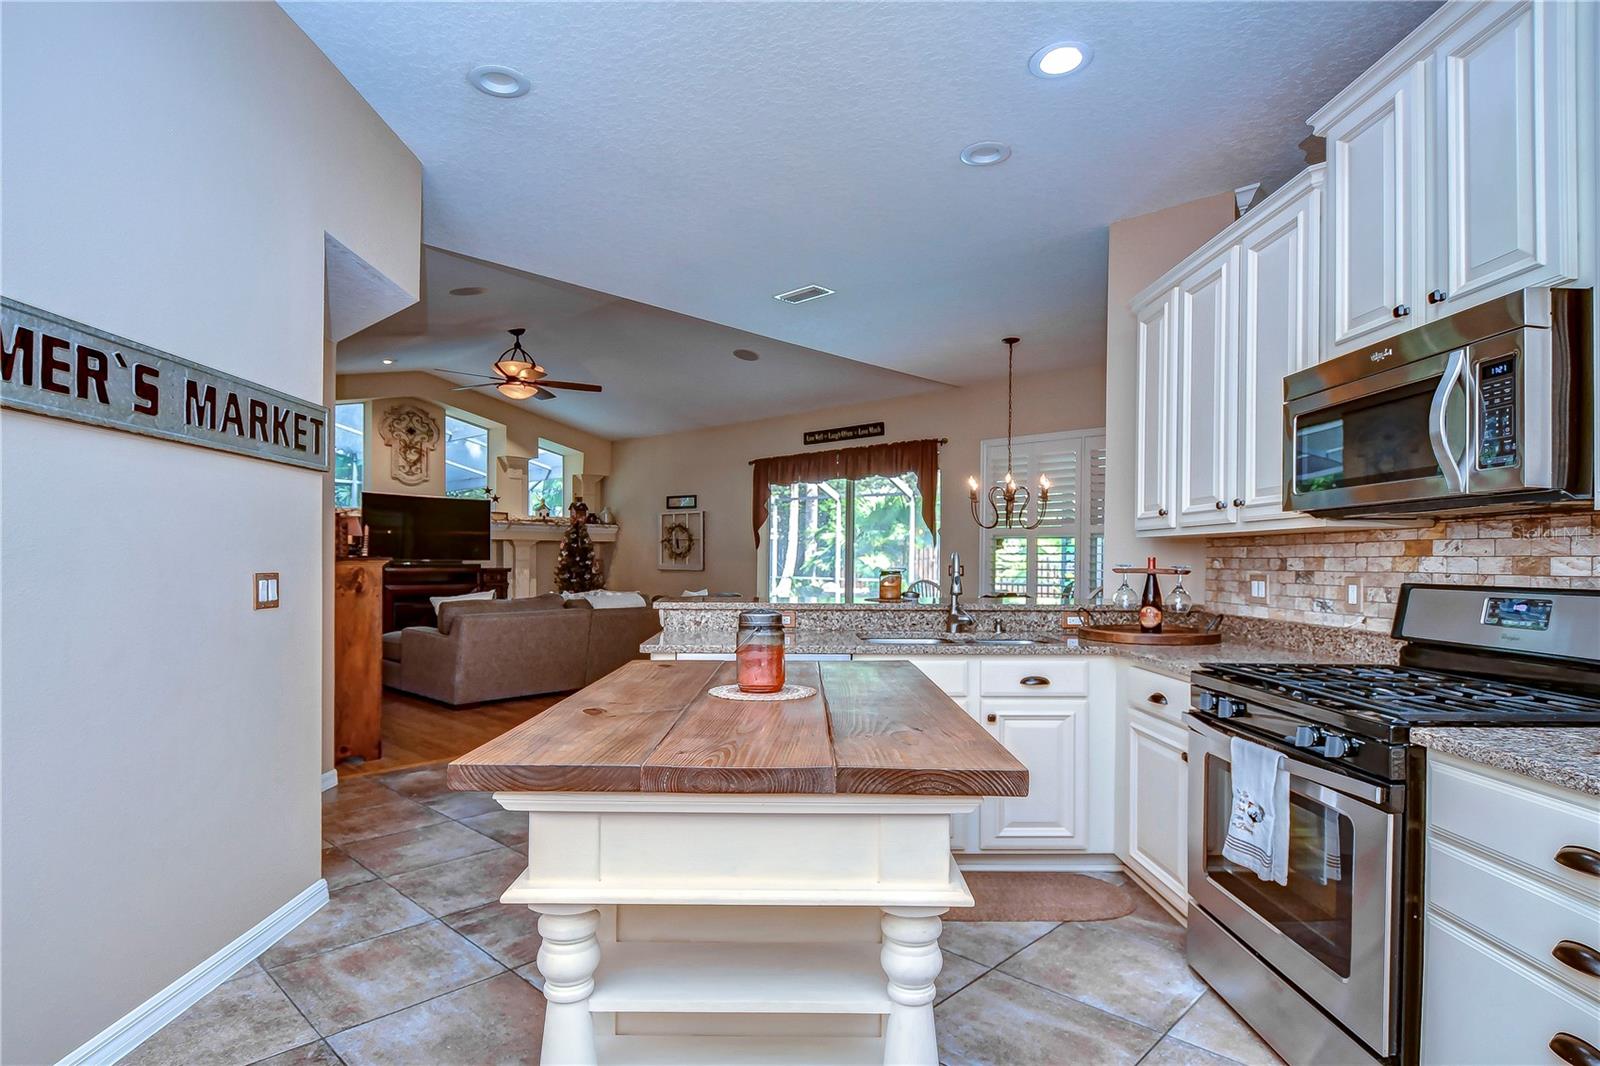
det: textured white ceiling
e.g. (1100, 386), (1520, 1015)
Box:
(339, 246), (947, 439)
(286, 1), (1437, 384)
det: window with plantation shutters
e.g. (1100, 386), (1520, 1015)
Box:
(978, 429), (1107, 605)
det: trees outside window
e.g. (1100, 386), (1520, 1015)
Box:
(333, 402), (363, 507)
(766, 474), (937, 604)
(528, 447), (565, 516)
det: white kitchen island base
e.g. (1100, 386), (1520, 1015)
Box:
(497, 792), (980, 1066)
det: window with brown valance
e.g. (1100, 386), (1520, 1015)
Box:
(750, 438), (941, 545)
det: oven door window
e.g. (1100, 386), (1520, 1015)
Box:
(1293, 379), (1462, 495)
(1204, 756), (1356, 977)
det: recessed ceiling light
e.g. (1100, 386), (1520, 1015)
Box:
(1029, 41), (1091, 78)
(960, 141), (1012, 167)
(448, 286), (487, 296)
(467, 65), (530, 98)
(381, 358), (394, 365)
(733, 348), (761, 362)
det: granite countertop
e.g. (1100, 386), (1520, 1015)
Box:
(641, 629), (1383, 682)
(1412, 727), (1600, 797)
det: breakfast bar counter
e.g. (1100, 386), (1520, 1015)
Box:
(448, 658), (1027, 1066)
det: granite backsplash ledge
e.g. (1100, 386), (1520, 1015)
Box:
(1206, 510), (1600, 633)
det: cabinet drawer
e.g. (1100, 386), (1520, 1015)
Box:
(905, 657), (968, 698)
(1428, 755), (1600, 901)
(979, 658), (1089, 697)
(1428, 837), (1600, 1001)
(1122, 665), (1189, 724)
(1422, 913), (1600, 1065)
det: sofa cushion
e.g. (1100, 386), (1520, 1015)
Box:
(428, 590), (495, 615)
(437, 593), (564, 635)
(562, 590), (649, 609)
(382, 630), (403, 663)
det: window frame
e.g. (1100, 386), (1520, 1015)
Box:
(443, 413), (490, 498)
(976, 428), (1106, 604)
(527, 445), (566, 516)
(758, 473), (940, 604)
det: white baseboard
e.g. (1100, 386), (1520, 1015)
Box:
(58, 879), (329, 1066)
(954, 853), (1125, 873)
(320, 769), (338, 792)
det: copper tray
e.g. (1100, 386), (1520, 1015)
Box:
(1078, 623), (1221, 646)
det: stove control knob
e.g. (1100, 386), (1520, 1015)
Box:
(1216, 696), (1247, 719)
(1196, 690), (1218, 712)
(1317, 733), (1354, 759)
(1292, 725), (1322, 748)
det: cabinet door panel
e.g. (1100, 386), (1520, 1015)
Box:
(1176, 248), (1238, 528)
(1238, 181), (1320, 522)
(1134, 294), (1176, 531)
(979, 699), (1088, 850)
(1328, 65), (1424, 353)
(1126, 710), (1188, 905)
(1435, 0), (1577, 312)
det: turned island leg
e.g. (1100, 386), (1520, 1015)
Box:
(881, 906), (946, 1066)
(533, 905), (600, 1066)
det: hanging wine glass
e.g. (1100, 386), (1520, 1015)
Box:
(1169, 567), (1194, 614)
(1111, 566), (1138, 610)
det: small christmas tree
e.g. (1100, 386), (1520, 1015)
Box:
(555, 514), (603, 592)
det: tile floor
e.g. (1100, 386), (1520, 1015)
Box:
(125, 764), (1282, 1066)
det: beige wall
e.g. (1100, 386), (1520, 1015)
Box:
(606, 367), (1106, 599)
(0, 4), (420, 1061)
(1101, 192), (1238, 604)
(338, 371), (614, 517)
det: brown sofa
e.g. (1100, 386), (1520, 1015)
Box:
(381, 594), (662, 706)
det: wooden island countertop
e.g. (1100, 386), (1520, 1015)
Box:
(448, 659), (1027, 797)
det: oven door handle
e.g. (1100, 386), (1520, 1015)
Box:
(1428, 347), (1469, 494)
(1186, 712), (1394, 808)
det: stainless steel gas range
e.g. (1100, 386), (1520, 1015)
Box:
(1186, 584), (1600, 1065)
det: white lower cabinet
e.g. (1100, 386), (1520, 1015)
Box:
(978, 698), (1089, 851)
(1421, 752), (1600, 1064)
(1125, 708), (1188, 906)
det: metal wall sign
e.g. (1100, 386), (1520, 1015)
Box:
(803, 421), (884, 446)
(1, 297), (328, 471)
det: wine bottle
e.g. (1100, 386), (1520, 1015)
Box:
(1139, 556), (1164, 633)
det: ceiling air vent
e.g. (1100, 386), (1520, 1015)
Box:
(773, 285), (836, 304)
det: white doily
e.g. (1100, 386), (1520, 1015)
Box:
(707, 683), (818, 702)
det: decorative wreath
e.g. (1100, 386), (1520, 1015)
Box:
(660, 519), (697, 562)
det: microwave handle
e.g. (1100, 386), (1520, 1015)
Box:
(1428, 348), (1469, 493)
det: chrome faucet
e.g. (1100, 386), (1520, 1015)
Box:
(945, 552), (976, 634)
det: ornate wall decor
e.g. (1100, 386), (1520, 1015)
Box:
(659, 510), (704, 571)
(377, 403), (440, 486)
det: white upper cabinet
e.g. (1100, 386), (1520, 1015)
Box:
(1431, 0), (1582, 314)
(1312, 0), (1591, 357)
(1324, 63), (1427, 353)
(1237, 170), (1323, 523)
(1134, 293), (1177, 532)
(1175, 246), (1239, 529)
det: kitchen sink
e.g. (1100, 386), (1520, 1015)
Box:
(858, 635), (952, 645)
(969, 637), (1053, 646)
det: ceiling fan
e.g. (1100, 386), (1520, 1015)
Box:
(435, 328), (603, 401)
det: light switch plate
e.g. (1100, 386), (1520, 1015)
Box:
(254, 572), (280, 610)
(1345, 579), (1363, 611)
(1247, 573), (1270, 605)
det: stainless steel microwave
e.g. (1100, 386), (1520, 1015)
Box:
(1284, 288), (1591, 517)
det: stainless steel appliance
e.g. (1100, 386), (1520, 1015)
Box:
(1187, 584), (1600, 1065)
(1284, 289), (1591, 517)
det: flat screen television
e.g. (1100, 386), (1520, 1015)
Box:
(362, 492), (491, 563)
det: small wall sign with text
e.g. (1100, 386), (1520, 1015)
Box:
(1, 297), (329, 471)
(804, 421), (884, 446)
(666, 494), (697, 509)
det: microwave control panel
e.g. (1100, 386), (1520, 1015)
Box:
(1477, 353), (1519, 468)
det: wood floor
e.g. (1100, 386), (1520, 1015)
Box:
(337, 688), (565, 779)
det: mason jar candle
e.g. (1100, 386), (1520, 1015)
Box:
(735, 609), (786, 694)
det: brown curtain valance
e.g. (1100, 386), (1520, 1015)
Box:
(751, 438), (942, 545)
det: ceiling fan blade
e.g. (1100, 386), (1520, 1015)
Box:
(535, 379), (603, 393)
(450, 383), (498, 391)
(430, 367), (502, 380)
(532, 388), (558, 401)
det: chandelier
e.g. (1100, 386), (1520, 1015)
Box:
(969, 337), (1050, 530)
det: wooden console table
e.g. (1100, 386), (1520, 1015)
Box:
(449, 659), (1027, 1065)
(334, 557), (389, 762)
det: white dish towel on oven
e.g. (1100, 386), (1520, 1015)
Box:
(1221, 736), (1290, 885)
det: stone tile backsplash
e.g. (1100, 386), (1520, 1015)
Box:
(1206, 511), (1600, 633)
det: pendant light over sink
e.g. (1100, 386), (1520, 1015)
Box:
(969, 337), (1050, 530)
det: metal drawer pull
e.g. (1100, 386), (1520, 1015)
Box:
(1019, 676), (1051, 687)
(1428, 288), (1448, 304)
(1551, 1033), (1600, 1066)
(1157, 508), (1168, 517)
(1393, 303), (1411, 318)
(986, 713), (997, 723)
(1555, 845), (1600, 878)
(1148, 692), (1168, 705)
(1552, 940), (1600, 979)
